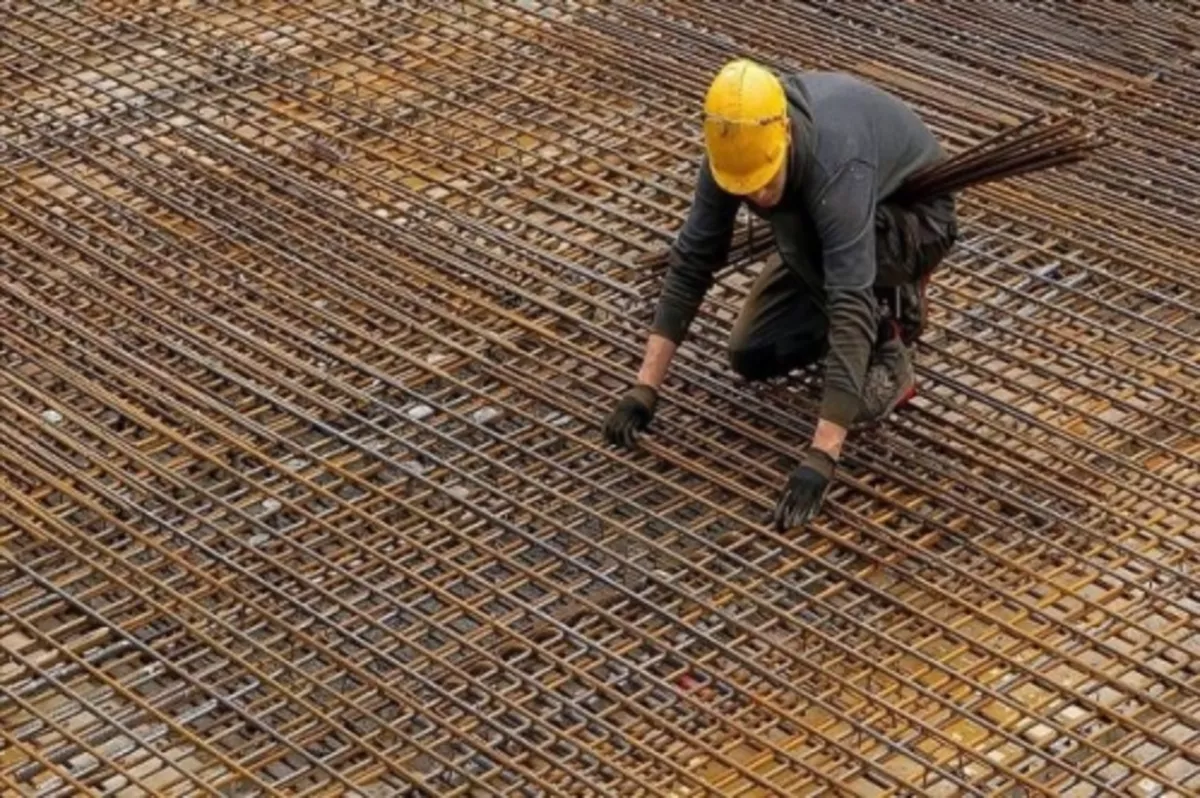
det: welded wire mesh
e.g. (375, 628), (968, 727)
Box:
(1, 2), (1197, 796)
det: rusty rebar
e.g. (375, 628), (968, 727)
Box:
(2, 2), (1197, 797)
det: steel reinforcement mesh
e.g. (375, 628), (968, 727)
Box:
(1, 2), (1197, 796)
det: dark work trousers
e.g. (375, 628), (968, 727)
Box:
(728, 193), (958, 381)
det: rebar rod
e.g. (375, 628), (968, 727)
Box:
(2, 2), (1197, 796)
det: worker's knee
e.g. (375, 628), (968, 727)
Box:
(729, 337), (825, 382)
(729, 343), (787, 382)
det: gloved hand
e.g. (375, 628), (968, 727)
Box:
(602, 384), (658, 449)
(771, 447), (837, 530)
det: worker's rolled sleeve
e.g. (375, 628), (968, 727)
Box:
(650, 158), (740, 344)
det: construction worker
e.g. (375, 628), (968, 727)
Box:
(603, 59), (959, 530)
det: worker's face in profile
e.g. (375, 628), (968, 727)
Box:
(745, 157), (788, 209)
(743, 122), (790, 210)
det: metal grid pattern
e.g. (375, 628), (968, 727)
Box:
(1, 1), (1196, 796)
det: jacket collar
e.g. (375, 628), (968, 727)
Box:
(782, 74), (816, 188)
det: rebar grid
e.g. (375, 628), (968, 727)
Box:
(1, 2), (1197, 797)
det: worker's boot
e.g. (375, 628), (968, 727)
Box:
(855, 323), (916, 426)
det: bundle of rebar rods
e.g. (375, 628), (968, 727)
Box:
(894, 114), (1108, 203)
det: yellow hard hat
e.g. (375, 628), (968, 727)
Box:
(702, 59), (789, 196)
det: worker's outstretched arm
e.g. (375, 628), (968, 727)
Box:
(603, 158), (739, 449)
(773, 159), (879, 529)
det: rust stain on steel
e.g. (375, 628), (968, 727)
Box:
(1, 1), (1197, 796)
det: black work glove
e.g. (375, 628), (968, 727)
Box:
(772, 447), (837, 531)
(602, 384), (658, 449)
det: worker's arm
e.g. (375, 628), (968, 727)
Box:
(647, 156), (741, 352)
(635, 333), (678, 390)
(773, 159), (879, 528)
(603, 158), (739, 448)
(812, 159), (880, 449)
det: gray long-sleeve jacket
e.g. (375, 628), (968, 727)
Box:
(651, 71), (946, 427)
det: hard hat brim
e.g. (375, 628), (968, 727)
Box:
(709, 147), (786, 197)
